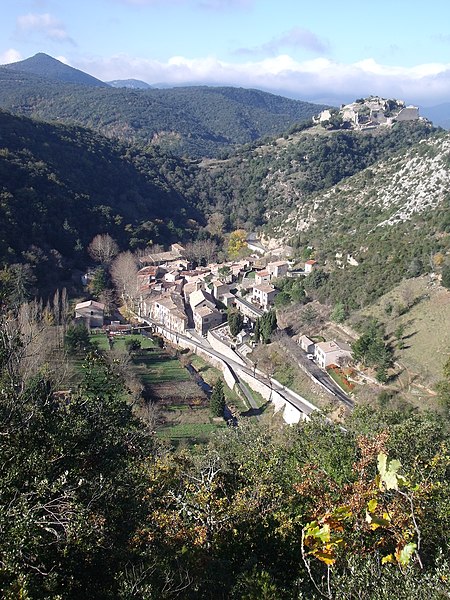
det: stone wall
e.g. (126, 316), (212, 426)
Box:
(207, 329), (247, 366)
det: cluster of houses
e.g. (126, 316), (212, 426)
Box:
(74, 243), (357, 384)
(132, 245), (299, 336)
(314, 96), (421, 131)
(75, 242), (322, 341)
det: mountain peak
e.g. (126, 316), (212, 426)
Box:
(1, 53), (108, 88)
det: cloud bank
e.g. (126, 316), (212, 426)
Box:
(75, 53), (450, 105)
(2, 46), (450, 106)
(16, 13), (75, 45)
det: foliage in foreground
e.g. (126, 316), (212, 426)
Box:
(1, 312), (450, 599)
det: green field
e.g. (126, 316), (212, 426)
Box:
(89, 333), (226, 445)
(158, 422), (226, 441)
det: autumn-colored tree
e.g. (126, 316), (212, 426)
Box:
(227, 229), (248, 259)
(298, 431), (449, 598)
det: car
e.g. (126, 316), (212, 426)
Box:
(306, 354), (314, 360)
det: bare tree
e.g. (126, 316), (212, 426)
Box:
(143, 400), (160, 431)
(52, 289), (60, 326)
(110, 251), (139, 308)
(88, 234), (119, 265)
(199, 239), (218, 265)
(5, 300), (69, 388)
(206, 212), (225, 238)
(182, 239), (218, 266)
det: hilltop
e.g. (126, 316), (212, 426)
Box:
(314, 96), (424, 131)
(108, 79), (152, 89)
(274, 131), (450, 306)
(194, 118), (436, 231)
(1, 52), (108, 87)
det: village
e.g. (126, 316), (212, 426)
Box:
(74, 239), (357, 424)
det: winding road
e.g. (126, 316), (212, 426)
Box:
(138, 315), (354, 418)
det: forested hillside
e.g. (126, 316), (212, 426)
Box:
(193, 120), (436, 229)
(280, 131), (450, 307)
(1, 55), (450, 600)
(0, 59), (326, 158)
(1, 105), (446, 304)
(0, 110), (201, 291)
(1, 318), (450, 598)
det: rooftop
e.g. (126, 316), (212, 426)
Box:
(75, 300), (105, 311)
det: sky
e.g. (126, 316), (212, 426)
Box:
(2, 0), (450, 106)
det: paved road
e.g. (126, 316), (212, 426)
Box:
(298, 355), (354, 409)
(137, 315), (352, 413)
(186, 336), (318, 417)
(278, 333), (354, 409)
(141, 317), (317, 417)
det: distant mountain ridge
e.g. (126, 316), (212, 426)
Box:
(0, 54), (328, 157)
(1, 52), (108, 87)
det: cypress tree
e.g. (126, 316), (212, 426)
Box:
(210, 379), (225, 417)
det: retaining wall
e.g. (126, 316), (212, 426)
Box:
(207, 329), (246, 366)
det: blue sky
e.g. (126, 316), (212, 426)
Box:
(2, 0), (450, 105)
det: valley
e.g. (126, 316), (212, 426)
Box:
(1, 50), (450, 600)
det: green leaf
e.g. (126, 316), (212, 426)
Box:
(377, 452), (405, 490)
(305, 523), (331, 543)
(396, 542), (417, 565)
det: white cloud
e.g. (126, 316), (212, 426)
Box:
(0, 49), (23, 65)
(16, 13), (75, 45)
(237, 27), (330, 56)
(74, 53), (450, 105)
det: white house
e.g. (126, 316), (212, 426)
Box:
(298, 334), (315, 354)
(304, 260), (318, 274)
(252, 284), (277, 310)
(315, 340), (352, 369)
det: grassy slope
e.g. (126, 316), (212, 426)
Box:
(351, 276), (450, 408)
